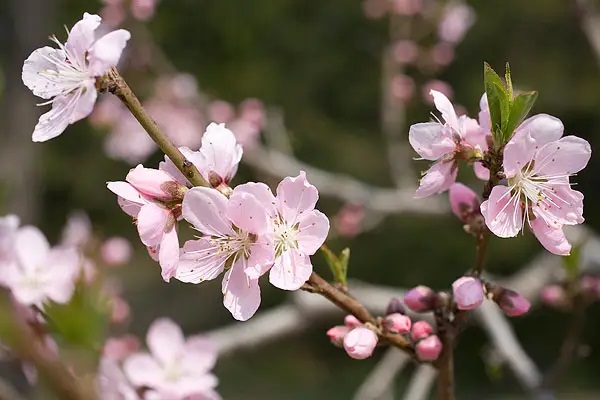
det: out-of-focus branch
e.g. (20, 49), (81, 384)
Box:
(404, 365), (438, 400)
(353, 349), (410, 400)
(244, 145), (445, 214)
(0, 377), (27, 400)
(575, 0), (600, 66)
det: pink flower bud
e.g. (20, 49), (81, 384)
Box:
(452, 276), (484, 310)
(411, 320), (433, 341)
(386, 297), (406, 315)
(326, 326), (351, 347)
(100, 236), (132, 267)
(449, 183), (480, 223)
(416, 335), (442, 361)
(541, 285), (566, 308)
(126, 165), (176, 199)
(343, 327), (378, 360)
(403, 286), (435, 312)
(344, 315), (361, 328)
(495, 289), (530, 317)
(384, 313), (412, 334)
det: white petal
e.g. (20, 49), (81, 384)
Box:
(430, 90), (459, 132)
(14, 226), (49, 272)
(87, 29), (131, 76)
(176, 239), (226, 283)
(65, 13), (102, 68)
(414, 161), (457, 198)
(408, 122), (454, 161)
(43, 248), (80, 304)
(22, 47), (68, 99)
(122, 353), (163, 387)
(198, 123), (243, 183)
(182, 187), (233, 237)
(502, 129), (537, 178)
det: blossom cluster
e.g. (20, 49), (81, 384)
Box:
(108, 122), (330, 320)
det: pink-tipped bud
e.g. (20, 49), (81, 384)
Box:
(416, 335), (443, 361)
(495, 289), (531, 317)
(541, 285), (567, 308)
(100, 236), (132, 267)
(452, 276), (484, 310)
(344, 315), (361, 328)
(326, 326), (350, 347)
(126, 165), (177, 199)
(449, 183), (480, 223)
(403, 286), (436, 312)
(383, 313), (412, 334)
(343, 327), (378, 360)
(386, 297), (406, 315)
(411, 321), (433, 341)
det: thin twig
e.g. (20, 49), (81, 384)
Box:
(100, 68), (209, 188)
(353, 349), (410, 400)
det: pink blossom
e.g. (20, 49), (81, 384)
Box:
(0, 226), (80, 307)
(241, 172), (330, 290)
(107, 164), (188, 281)
(0, 215), (19, 263)
(343, 327), (378, 359)
(409, 90), (484, 198)
(437, 2), (475, 44)
(60, 211), (92, 248)
(403, 286), (435, 312)
(101, 236), (133, 266)
(452, 276), (484, 310)
(123, 318), (219, 399)
(326, 326), (351, 347)
(195, 123), (243, 188)
(449, 183), (480, 223)
(410, 321), (433, 341)
(176, 186), (274, 321)
(333, 203), (365, 238)
(383, 313), (412, 334)
(97, 358), (139, 400)
(103, 335), (140, 361)
(415, 335), (442, 361)
(22, 13), (130, 141)
(480, 115), (591, 255)
(494, 289), (530, 317)
(541, 285), (567, 308)
(344, 314), (361, 328)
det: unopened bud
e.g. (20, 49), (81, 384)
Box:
(343, 327), (378, 360)
(126, 165), (175, 199)
(403, 286), (436, 313)
(344, 315), (361, 328)
(449, 183), (480, 222)
(494, 289), (530, 317)
(383, 313), (412, 334)
(386, 297), (406, 315)
(452, 276), (484, 310)
(416, 335), (443, 361)
(326, 326), (350, 347)
(540, 285), (567, 308)
(411, 320), (433, 341)
(100, 236), (132, 267)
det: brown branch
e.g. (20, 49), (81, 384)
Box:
(100, 68), (209, 188)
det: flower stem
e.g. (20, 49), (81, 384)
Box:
(436, 333), (455, 400)
(473, 231), (489, 277)
(100, 68), (209, 188)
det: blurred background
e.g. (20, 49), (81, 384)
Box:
(1, 0), (600, 398)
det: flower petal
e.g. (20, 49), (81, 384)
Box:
(197, 123), (243, 183)
(182, 187), (233, 237)
(296, 210), (329, 255)
(269, 250), (312, 290)
(65, 13), (102, 68)
(516, 114), (564, 145)
(276, 171), (319, 224)
(481, 186), (522, 238)
(227, 190), (270, 234)
(222, 262), (261, 321)
(126, 164), (174, 199)
(22, 47), (68, 99)
(136, 203), (168, 247)
(44, 248), (80, 304)
(87, 29), (131, 76)
(503, 129), (537, 178)
(529, 218), (571, 256)
(533, 184), (584, 226)
(244, 241), (275, 280)
(122, 353), (163, 387)
(473, 162), (490, 181)
(158, 226), (179, 282)
(233, 182), (277, 218)
(430, 90), (459, 132)
(533, 136), (592, 176)
(408, 122), (454, 160)
(146, 318), (185, 365)
(176, 239), (226, 283)
(414, 161), (457, 198)
(15, 226), (49, 272)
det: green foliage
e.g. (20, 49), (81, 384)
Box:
(562, 243), (582, 281)
(483, 63), (538, 148)
(320, 246), (350, 287)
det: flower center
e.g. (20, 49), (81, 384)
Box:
(274, 220), (298, 257)
(211, 228), (256, 270)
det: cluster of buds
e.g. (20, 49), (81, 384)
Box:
(541, 275), (600, 310)
(327, 315), (379, 360)
(449, 277), (531, 317)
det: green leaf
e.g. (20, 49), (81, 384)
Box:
(338, 248), (350, 286)
(562, 244), (582, 281)
(319, 246), (349, 286)
(503, 91), (538, 142)
(483, 63), (510, 145)
(504, 62), (513, 99)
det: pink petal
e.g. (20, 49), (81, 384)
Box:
(176, 239), (226, 283)
(197, 123), (243, 182)
(408, 122), (454, 160)
(65, 13), (102, 67)
(15, 226), (49, 272)
(459, 115), (484, 147)
(146, 318), (185, 365)
(158, 226), (179, 282)
(473, 162), (490, 181)
(232, 182), (277, 218)
(226, 190), (270, 234)
(414, 161), (457, 198)
(533, 136), (592, 176)
(533, 184), (584, 227)
(448, 183), (479, 220)
(183, 336), (218, 372)
(126, 165), (173, 199)
(69, 81), (98, 123)
(276, 171), (319, 224)
(430, 89), (459, 132)
(44, 248), (80, 304)
(481, 186), (522, 238)
(244, 241), (275, 280)
(182, 187), (233, 237)
(122, 353), (163, 387)
(137, 203), (168, 247)
(87, 29), (131, 76)
(159, 147), (202, 186)
(22, 47), (67, 99)
(478, 93), (491, 133)
(107, 181), (146, 204)
(269, 250), (312, 290)
(503, 129), (537, 178)
(529, 218), (571, 256)
(296, 210), (329, 255)
(222, 262), (261, 321)
(516, 114), (564, 145)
